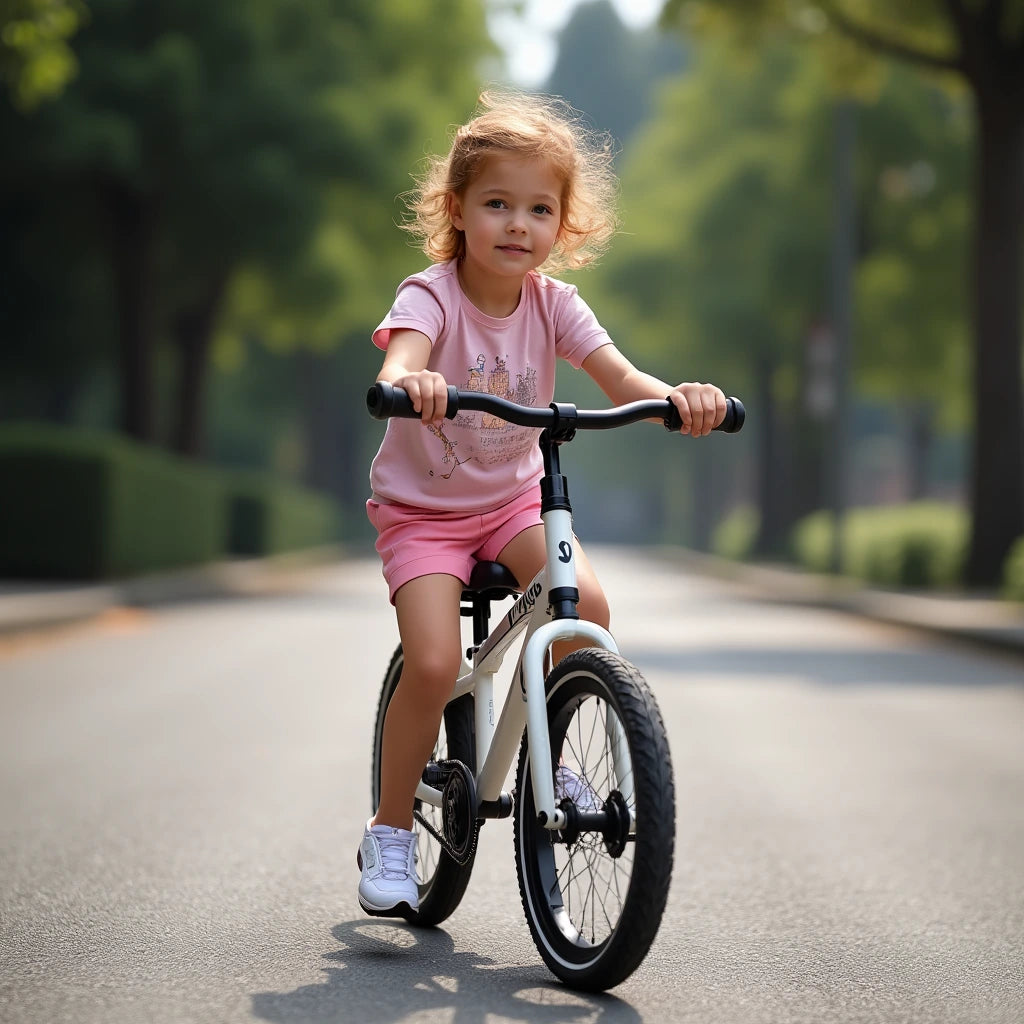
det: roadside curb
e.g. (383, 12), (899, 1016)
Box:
(4, 546), (1023, 661)
(659, 548), (1024, 660)
(0, 546), (345, 637)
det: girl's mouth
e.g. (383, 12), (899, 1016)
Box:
(498, 244), (529, 254)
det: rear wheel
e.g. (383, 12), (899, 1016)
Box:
(514, 648), (675, 990)
(371, 645), (477, 926)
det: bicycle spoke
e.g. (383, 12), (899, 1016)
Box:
(515, 649), (675, 989)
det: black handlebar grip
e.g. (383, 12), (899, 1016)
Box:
(665, 396), (745, 434)
(366, 381), (404, 418)
(718, 397), (745, 433)
(366, 381), (460, 420)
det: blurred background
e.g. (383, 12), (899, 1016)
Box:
(1, 0), (1022, 596)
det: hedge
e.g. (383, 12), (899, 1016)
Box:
(226, 470), (340, 557)
(712, 504), (759, 561)
(0, 423), (341, 579)
(0, 423), (225, 579)
(790, 502), (968, 588)
(1003, 536), (1024, 601)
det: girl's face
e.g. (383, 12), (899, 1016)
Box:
(449, 154), (563, 282)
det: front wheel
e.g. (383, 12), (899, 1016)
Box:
(371, 645), (477, 926)
(514, 648), (675, 990)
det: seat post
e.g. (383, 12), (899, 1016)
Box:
(461, 561), (521, 650)
(472, 597), (491, 647)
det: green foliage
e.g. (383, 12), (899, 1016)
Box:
(592, 37), (832, 389)
(853, 63), (971, 424)
(0, 421), (341, 577)
(712, 504), (759, 560)
(660, 0), (962, 83)
(791, 501), (967, 587)
(595, 29), (970, 412)
(226, 471), (339, 557)
(580, 38), (834, 541)
(660, 0), (1024, 589)
(0, 422), (225, 578)
(1002, 536), (1024, 601)
(0, 0), (85, 109)
(214, 0), (492, 353)
(1, 0), (492, 464)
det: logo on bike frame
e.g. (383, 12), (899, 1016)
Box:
(506, 581), (544, 630)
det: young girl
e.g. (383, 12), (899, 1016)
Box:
(359, 90), (727, 916)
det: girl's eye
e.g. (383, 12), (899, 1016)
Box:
(485, 199), (506, 209)
(533, 205), (553, 216)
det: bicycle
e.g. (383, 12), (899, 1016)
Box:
(365, 381), (745, 991)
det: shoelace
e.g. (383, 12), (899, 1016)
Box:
(376, 829), (413, 879)
(555, 766), (601, 811)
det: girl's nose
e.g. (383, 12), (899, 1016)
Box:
(507, 209), (527, 233)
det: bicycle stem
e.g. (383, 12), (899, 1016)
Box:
(539, 430), (581, 622)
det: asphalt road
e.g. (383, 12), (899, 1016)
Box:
(1, 549), (1022, 1024)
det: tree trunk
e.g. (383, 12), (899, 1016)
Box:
(964, 86), (1024, 586)
(906, 401), (933, 502)
(171, 274), (228, 458)
(298, 349), (345, 496)
(752, 354), (791, 557)
(103, 186), (158, 443)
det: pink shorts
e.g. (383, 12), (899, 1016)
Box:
(366, 488), (542, 603)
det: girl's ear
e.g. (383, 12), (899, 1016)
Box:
(448, 193), (465, 231)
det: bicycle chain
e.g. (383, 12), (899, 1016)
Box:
(413, 808), (482, 867)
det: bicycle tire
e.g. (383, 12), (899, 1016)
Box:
(513, 647), (675, 990)
(370, 645), (477, 926)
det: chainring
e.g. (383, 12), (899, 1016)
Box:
(414, 758), (481, 867)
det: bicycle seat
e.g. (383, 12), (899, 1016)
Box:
(463, 561), (520, 602)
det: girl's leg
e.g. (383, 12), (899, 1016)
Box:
(373, 572), (465, 831)
(495, 525), (610, 662)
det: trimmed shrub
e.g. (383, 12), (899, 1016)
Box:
(790, 502), (967, 588)
(712, 504), (759, 561)
(226, 471), (340, 557)
(1003, 536), (1024, 601)
(0, 422), (225, 579)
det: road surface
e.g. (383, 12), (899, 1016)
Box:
(1, 549), (1022, 1023)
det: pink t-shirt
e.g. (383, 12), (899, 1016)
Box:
(369, 260), (611, 512)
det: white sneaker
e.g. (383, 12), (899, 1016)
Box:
(357, 820), (419, 917)
(555, 765), (601, 812)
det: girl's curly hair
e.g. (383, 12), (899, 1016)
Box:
(401, 90), (620, 274)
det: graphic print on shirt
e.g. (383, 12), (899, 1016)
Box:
(426, 422), (468, 480)
(427, 354), (539, 481)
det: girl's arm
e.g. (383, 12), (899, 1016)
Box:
(581, 343), (726, 437)
(377, 329), (449, 427)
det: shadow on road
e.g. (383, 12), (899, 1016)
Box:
(251, 920), (643, 1024)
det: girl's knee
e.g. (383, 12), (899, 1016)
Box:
(578, 581), (610, 630)
(399, 646), (462, 708)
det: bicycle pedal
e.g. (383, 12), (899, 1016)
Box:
(422, 761), (449, 787)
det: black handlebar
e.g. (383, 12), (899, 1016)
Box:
(366, 381), (745, 434)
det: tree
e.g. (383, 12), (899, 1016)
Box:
(587, 39), (837, 551)
(166, 0), (489, 457)
(662, 0), (1024, 586)
(854, 63), (972, 497)
(544, 0), (686, 149)
(1, 0), (491, 460)
(206, 0), (489, 512)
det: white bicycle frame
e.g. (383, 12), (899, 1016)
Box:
(412, 503), (622, 831)
(368, 381), (739, 848)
